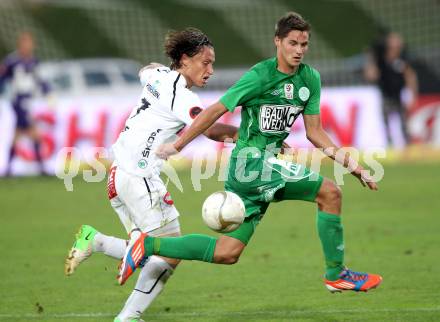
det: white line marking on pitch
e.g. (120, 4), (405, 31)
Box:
(0, 307), (439, 319)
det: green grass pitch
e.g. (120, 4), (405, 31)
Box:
(0, 163), (439, 321)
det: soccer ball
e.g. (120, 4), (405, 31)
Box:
(202, 191), (245, 233)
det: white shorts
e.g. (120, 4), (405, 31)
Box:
(107, 164), (180, 235)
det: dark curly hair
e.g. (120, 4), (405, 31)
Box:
(164, 27), (213, 70)
(275, 12), (311, 39)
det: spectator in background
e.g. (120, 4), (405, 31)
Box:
(364, 32), (418, 147)
(0, 31), (50, 176)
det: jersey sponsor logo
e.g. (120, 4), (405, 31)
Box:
(141, 129), (162, 158)
(146, 80), (160, 99)
(284, 84), (294, 99)
(189, 106), (203, 119)
(259, 104), (304, 133)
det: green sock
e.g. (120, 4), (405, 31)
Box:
(144, 234), (217, 263)
(316, 210), (344, 281)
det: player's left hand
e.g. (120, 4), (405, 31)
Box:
(156, 143), (179, 160)
(352, 166), (378, 191)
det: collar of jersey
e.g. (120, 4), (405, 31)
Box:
(170, 70), (187, 88)
(274, 57), (302, 77)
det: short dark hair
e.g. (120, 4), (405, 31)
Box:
(275, 12), (311, 39)
(164, 27), (213, 70)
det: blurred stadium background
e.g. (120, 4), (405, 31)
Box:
(1, 0), (440, 87)
(1, 0), (440, 177)
(1, 1), (440, 321)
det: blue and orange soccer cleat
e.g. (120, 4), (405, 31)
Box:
(324, 268), (382, 292)
(117, 232), (149, 285)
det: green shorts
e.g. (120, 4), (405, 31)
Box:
(224, 156), (323, 244)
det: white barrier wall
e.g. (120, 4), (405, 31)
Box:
(408, 95), (440, 146)
(0, 86), (389, 176)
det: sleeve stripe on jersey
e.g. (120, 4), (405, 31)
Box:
(171, 73), (181, 111)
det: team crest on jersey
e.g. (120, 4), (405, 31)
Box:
(138, 159), (148, 169)
(298, 87), (310, 101)
(189, 106), (203, 119)
(284, 83), (294, 99)
(259, 104), (304, 133)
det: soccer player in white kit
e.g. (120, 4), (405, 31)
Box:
(64, 28), (237, 322)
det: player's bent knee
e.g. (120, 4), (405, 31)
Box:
(213, 236), (245, 265)
(329, 183), (342, 202)
(225, 255), (240, 265)
(317, 179), (342, 208)
(161, 256), (180, 268)
(213, 252), (241, 265)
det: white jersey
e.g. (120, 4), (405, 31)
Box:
(112, 66), (203, 177)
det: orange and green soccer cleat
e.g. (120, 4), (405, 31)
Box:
(325, 268), (382, 292)
(117, 232), (149, 285)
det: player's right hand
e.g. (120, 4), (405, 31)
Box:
(156, 143), (179, 160)
(352, 166), (378, 191)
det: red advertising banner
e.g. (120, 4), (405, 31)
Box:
(3, 86), (429, 176)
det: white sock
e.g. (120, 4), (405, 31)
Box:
(116, 256), (173, 321)
(93, 232), (127, 259)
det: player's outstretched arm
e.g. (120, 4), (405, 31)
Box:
(203, 122), (238, 143)
(304, 114), (378, 190)
(156, 101), (228, 159)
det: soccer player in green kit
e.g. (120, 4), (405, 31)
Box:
(118, 12), (382, 293)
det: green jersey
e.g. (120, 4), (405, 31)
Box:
(220, 58), (324, 241)
(220, 57), (321, 157)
